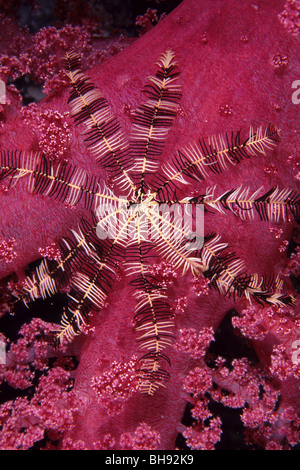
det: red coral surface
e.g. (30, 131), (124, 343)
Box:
(0, 0), (300, 450)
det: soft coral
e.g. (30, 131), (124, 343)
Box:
(0, 0), (299, 450)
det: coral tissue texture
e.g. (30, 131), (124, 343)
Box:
(0, 0), (300, 450)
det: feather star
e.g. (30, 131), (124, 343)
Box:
(0, 50), (298, 395)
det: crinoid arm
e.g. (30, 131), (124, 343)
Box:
(12, 216), (102, 309)
(63, 51), (136, 195)
(152, 125), (281, 202)
(147, 200), (295, 307)
(125, 226), (174, 395)
(130, 49), (182, 193)
(57, 196), (139, 345)
(195, 234), (295, 307)
(0, 150), (126, 210)
(196, 186), (300, 223)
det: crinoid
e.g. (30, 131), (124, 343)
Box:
(0, 50), (299, 395)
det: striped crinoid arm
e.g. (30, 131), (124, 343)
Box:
(14, 217), (102, 309)
(125, 220), (175, 395)
(63, 51), (136, 195)
(146, 203), (294, 307)
(197, 234), (295, 306)
(56, 253), (116, 344)
(146, 205), (204, 277)
(130, 49), (182, 192)
(0, 150), (125, 210)
(152, 124), (281, 202)
(199, 186), (300, 223)
(56, 233), (126, 344)
(134, 288), (174, 395)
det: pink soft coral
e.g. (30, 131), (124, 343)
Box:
(0, 0), (299, 451)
